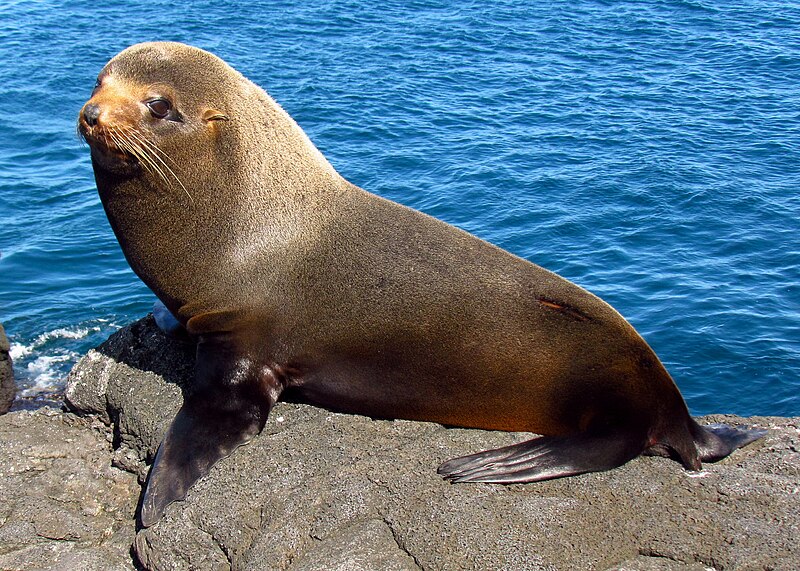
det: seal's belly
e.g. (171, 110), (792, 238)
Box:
(283, 343), (577, 434)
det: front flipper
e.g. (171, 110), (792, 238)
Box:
(139, 339), (280, 527)
(438, 431), (644, 483)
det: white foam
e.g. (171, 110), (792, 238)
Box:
(9, 325), (98, 361)
(46, 327), (92, 340)
(19, 353), (77, 395)
(9, 322), (118, 397)
(8, 342), (32, 360)
(33, 326), (96, 345)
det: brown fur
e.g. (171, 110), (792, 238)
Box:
(78, 43), (764, 527)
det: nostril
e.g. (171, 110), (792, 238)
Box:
(83, 103), (101, 127)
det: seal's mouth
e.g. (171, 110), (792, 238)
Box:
(78, 121), (137, 164)
(78, 114), (142, 176)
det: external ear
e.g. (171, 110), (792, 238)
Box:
(202, 108), (229, 122)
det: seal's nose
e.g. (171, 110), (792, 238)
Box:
(83, 103), (101, 127)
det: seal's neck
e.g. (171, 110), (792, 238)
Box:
(95, 140), (346, 318)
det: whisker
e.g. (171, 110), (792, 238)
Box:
(102, 129), (115, 154)
(114, 129), (158, 175)
(125, 129), (181, 178)
(121, 127), (193, 204)
(129, 130), (180, 167)
(115, 128), (173, 188)
(112, 129), (171, 197)
(108, 129), (152, 175)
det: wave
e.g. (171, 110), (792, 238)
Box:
(9, 321), (122, 397)
(9, 326), (95, 360)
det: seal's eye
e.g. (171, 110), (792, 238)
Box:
(146, 98), (172, 119)
(92, 78), (102, 95)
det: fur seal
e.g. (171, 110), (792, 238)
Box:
(78, 42), (765, 528)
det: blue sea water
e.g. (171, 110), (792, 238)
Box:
(0, 1), (797, 415)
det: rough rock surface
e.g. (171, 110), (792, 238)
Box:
(0, 408), (139, 570)
(0, 323), (15, 415)
(67, 318), (800, 571)
(56, 316), (800, 571)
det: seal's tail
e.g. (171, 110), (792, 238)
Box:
(647, 417), (767, 470)
(689, 419), (767, 463)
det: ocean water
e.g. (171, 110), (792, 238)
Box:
(0, 1), (797, 415)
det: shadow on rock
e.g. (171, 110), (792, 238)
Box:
(64, 316), (194, 478)
(95, 315), (196, 388)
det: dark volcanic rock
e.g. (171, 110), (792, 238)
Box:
(61, 316), (799, 571)
(0, 323), (15, 414)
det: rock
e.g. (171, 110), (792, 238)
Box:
(0, 323), (16, 414)
(65, 316), (192, 483)
(62, 316), (800, 571)
(0, 407), (139, 570)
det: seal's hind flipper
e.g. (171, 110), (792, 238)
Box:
(438, 431), (644, 483)
(139, 344), (279, 528)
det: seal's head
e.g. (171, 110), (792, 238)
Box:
(78, 41), (336, 206)
(78, 42), (233, 187)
